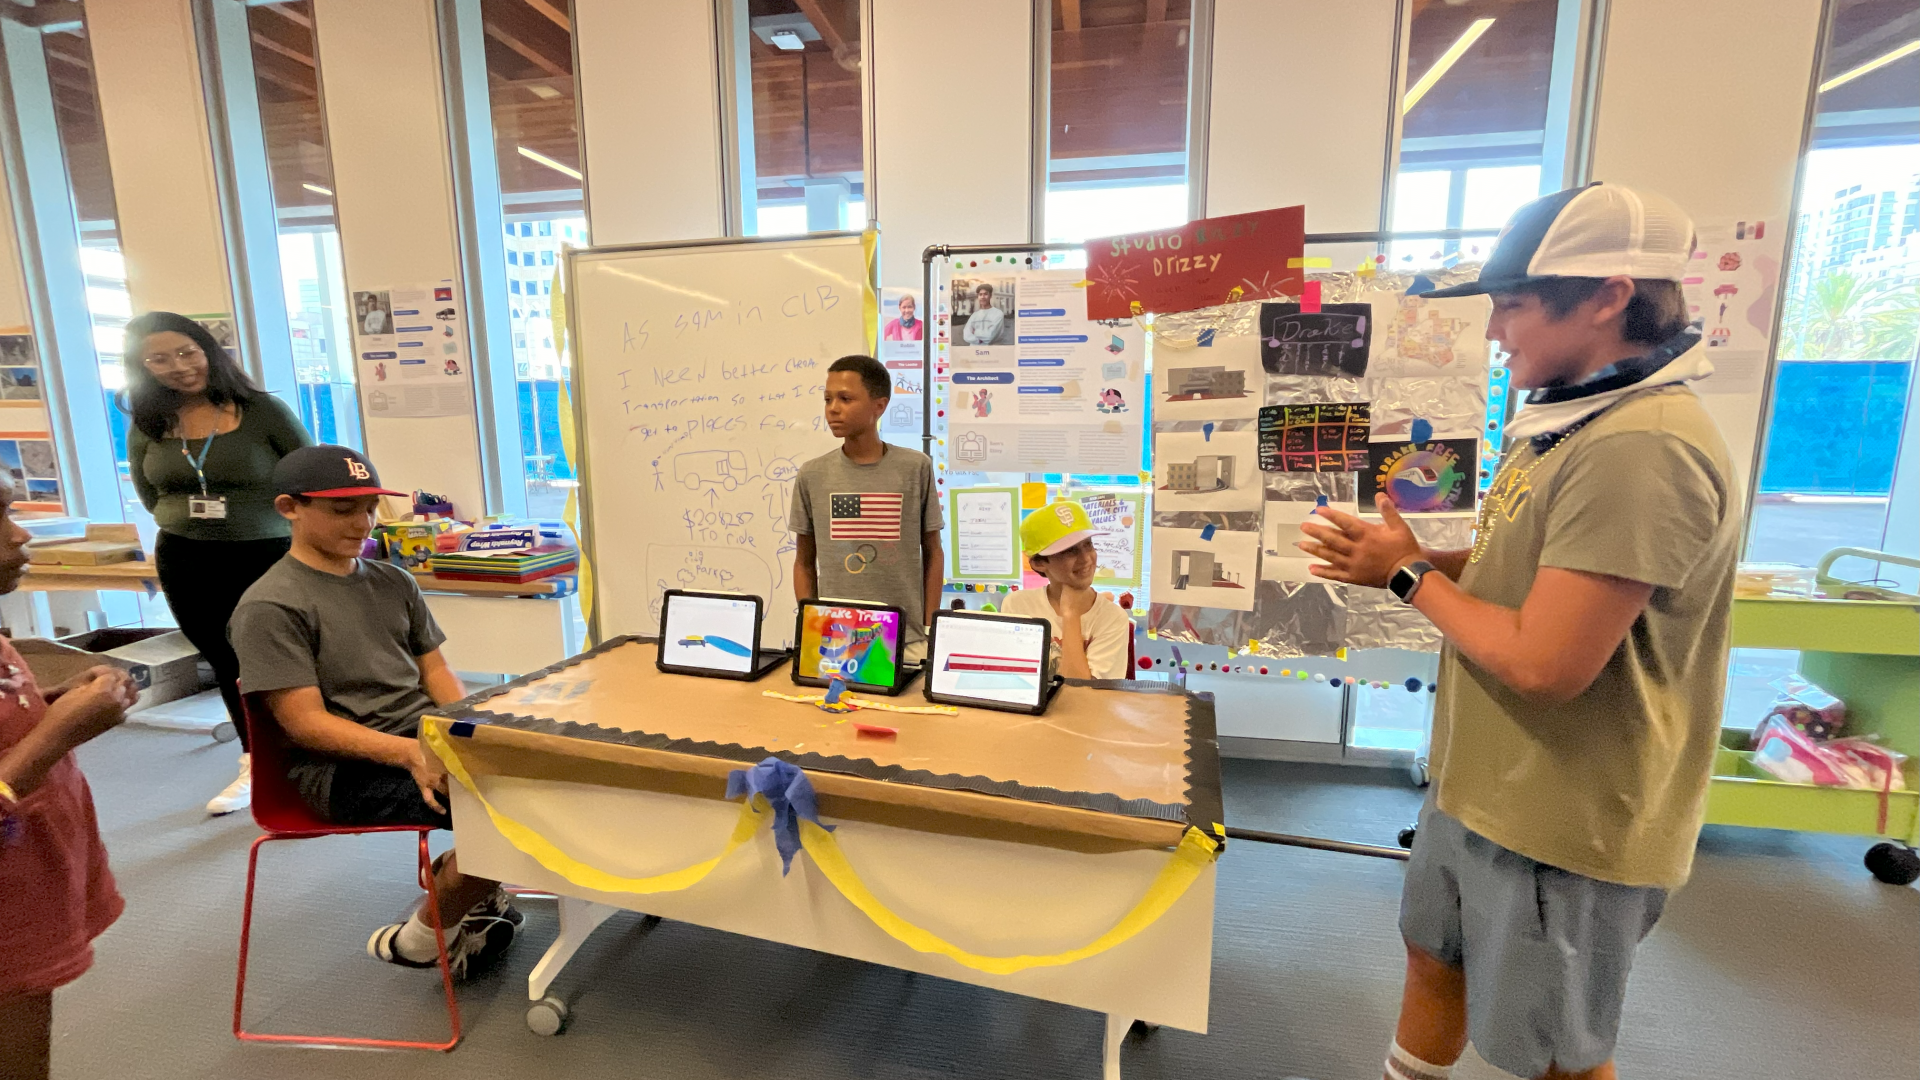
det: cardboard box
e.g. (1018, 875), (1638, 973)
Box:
(28, 522), (144, 566)
(376, 519), (457, 570)
(13, 628), (213, 713)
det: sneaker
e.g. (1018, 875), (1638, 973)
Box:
(368, 914), (518, 981)
(206, 754), (252, 816)
(465, 887), (526, 931)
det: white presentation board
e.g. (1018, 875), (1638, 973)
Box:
(567, 232), (877, 646)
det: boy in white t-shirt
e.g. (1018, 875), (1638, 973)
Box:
(1000, 500), (1132, 680)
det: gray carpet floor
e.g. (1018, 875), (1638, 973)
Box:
(47, 722), (1918, 1080)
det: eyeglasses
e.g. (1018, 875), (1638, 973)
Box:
(141, 344), (204, 370)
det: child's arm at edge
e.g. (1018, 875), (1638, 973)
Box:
(416, 648), (466, 707)
(0, 670), (138, 800)
(793, 533), (817, 601)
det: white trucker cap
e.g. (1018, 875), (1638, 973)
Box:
(1424, 181), (1697, 298)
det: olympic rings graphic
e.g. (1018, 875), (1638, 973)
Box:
(844, 543), (879, 574)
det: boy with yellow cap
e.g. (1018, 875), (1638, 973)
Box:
(1000, 500), (1133, 679)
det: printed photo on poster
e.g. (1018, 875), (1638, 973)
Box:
(1262, 498), (1359, 582)
(354, 290), (393, 336)
(1155, 334), (1263, 421)
(0, 440), (21, 481)
(0, 335), (33, 367)
(1365, 292), (1491, 377)
(882, 289), (925, 343)
(1152, 429), (1262, 512)
(1361, 438), (1479, 515)
(1077, 489), (1144, 588)
(1257, 403), (1369, 472)
(1151, 526), (1259, 611)
(951, 277), (1016, 348)
(1261, 303), (1372, 378)
(1, 366), (41, 400)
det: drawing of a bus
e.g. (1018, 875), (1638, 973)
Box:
(675, 449), (750, 491)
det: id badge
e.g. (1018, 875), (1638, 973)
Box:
(188, 495), (228, 520)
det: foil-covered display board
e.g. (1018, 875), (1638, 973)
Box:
(1148, 266), (1493, 657)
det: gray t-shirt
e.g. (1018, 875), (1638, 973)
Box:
(790, 444), (944, 644)
(230, 555), (448, 809)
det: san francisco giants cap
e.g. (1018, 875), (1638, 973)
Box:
(1423, 181), (1696, 298)
(274, 444), (407, 498)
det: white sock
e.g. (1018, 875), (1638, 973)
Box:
(1385, 1041), (1454, 1080)
(392, 910), (441, 962)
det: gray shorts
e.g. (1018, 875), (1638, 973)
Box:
(1399, 799), (1666, 1078)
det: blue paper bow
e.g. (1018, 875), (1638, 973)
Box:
(725, 756), (834, 874)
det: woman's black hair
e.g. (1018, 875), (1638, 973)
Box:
(120, 311), (262, 440)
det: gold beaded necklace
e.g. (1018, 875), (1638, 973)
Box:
(1468, 414), (1603, 565)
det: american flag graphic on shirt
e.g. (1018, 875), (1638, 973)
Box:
(829, 493), (902, 541)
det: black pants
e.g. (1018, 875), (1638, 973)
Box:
(153, 532), (292, 751)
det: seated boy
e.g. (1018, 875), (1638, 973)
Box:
(231, 445), (519, 977)
(1002, 499), (1132, 679)
(791, 355), (944, 662)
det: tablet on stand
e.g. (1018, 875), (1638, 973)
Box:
(656, 590), (790, 681)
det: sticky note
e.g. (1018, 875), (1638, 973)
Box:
(1287, 257), (1333, 269)
(1200, 523), (1216, 541)
(1301, 280), (1322, 314)
(1020, 481), (1048, 509)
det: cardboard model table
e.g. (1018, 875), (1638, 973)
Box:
(422, 637), (1226, 1077)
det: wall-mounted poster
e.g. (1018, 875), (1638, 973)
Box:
(1085, 205), (1305, 320)
(1360, 437), (1479, 515)
(1262, 497), (1359, 582)
(0, 328), (62, 512)
(944, 267), (1144, 473)
(947, 486), (1021, 582)
(1365, 292), (1491, 377)
(1154, 334), (1263, 422)
(1152, 429), (1262, 512)
(354, 280), (474, 418)
(1076, 488), (1145, 588)
(1150, 526), (1259, 611)
(878, 287), (925, 449)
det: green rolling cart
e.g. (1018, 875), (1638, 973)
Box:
(1707, 559), (1920, 884)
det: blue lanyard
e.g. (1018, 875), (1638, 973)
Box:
(181, 425), (220, 496)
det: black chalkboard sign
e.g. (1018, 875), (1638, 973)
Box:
(1260, 303), (1372, 378)
(1257, 402), (1370, 472)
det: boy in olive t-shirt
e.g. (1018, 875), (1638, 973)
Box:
(1301, 184), (1737, 1080)
(791, 355), (944, 661)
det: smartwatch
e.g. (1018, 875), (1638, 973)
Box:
(1389, 560), (1437, 603)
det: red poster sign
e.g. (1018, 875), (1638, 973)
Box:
(1083, 205), (1306, 321)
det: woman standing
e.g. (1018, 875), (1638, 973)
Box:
(123, 312), (311, 815)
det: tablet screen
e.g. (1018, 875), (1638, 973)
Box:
(660, 593), (760, 673)
(797, 602), (902, 688)
(929, 614), (1048, 708)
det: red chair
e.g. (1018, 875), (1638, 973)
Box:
(232, 693), (461, 1051)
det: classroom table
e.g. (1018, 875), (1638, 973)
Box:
(423, 637), (1227, 1078)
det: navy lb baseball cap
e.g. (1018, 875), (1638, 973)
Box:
(1423, 181), (1696, 298)
(274, 444), (407, 498)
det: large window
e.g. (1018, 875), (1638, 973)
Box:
(247, 0), (362, 450)
(1387, 0), (1561, 267)
(745, 0), (864, 236)
(1044, 0), (1191, 243)
(1747, 0), (1918, 572)
(480, 0), (585, 520)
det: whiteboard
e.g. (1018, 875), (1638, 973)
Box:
(567, 232), (876, 646)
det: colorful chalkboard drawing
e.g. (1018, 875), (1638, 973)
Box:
(675, 449), (750, 491)
(1162, 365), (1250, 401)
(677, 634), (754, 658)
(1170, 549), (1246, 591)
(1162, 455), (1234, 493)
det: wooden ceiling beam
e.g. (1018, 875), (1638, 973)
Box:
(1145, 0), (1168, 21)
(252, 30), (315, 68)
(262, 3), (312, 29)
(485, 19), (568, 77)
(522, 0), (569, 32)
(792, 0), (849, 54)
(1061, 0), (1082, 32)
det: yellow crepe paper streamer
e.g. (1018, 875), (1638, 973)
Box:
(551, 266), (593, 625)
(426, 724), (1221, 974)
(861, 230), (881, 355)
(425, 722), (763, 894)
(798, 820), (1219, 975)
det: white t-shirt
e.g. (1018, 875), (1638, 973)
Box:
(999, 588), (1133, 680)
(963, 306), (1005, 345)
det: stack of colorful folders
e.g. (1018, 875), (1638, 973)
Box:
(428, 544), (578, 584)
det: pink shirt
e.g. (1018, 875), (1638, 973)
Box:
(883, 317), (923, 341)
(0, 638), (123, 997)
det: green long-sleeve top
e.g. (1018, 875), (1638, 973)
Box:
(128, 394), (313, 541)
